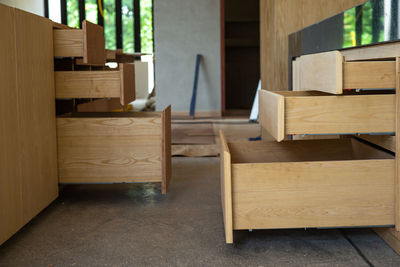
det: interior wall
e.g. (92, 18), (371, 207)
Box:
(154, 0), (221, 114)
(260, 0), (367, 91)
(0, 0), (44, 16)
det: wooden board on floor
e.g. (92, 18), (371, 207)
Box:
(172, 123), (215, 144)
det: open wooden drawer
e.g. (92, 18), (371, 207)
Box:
(57, 106), (171, 194)
(259, 90), (395, 142)
(55, 63), (135, 108)
(219, 130), (395, 244)
(53, 20), (105, 65)
(292, 50), (396, 94)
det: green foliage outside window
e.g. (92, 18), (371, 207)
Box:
(64, 0), (153, 53)
(140, 0), (153, 53)
(67, 0), (79, 28)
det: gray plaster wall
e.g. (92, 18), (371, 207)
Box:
(154, 0), (221, 112)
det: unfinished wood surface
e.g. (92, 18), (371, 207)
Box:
(54, 29), (84, 57)
(259, 90), (284, 141)
(344, 61), (396, 89)
(172, 144), (219, 157)
(299, 51), (343, 94)
(162, 106), (172, 194)
(374, 228), (400, 255)
(0, 4), (22, 246)
(357, 135), (395, 152)
(172, 123), (215, 145)
(55, 70), (121, 98)
(120, 63), (135, 106)
(260, 91), (395, 140)
(15, 9), (59, 224)
(396, 58), (400, 231)
(57, 114), (163, 183)
(342, 42), (400, 61)
(219, 130), (233, 244)
(83, 20), (105, 65)
(226, 139), (394, 230)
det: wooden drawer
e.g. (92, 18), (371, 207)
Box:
(57, 106), (171, 194)
(53, 20), (105, 65)
(259, 90), (395, 142)
(219, 131), (395, 244)
(292, 50), (396, 94)
(55, 63), (135, 108)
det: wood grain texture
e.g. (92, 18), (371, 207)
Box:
(396, 58), (400, 231)
(55, 70), (121, 98)
(260, 0), (366, 91)
(260, 91), (396, 137)
(14, 9), (58, 224)
(344, 61), (396, 89)
(232, 159), (394, 230)
(0, 4), (22, 246)
(82, 20), (106, 65)
(53, 29), (84, 57)
(120, 63), (135, 107)
(258, 90), (284, 141)
(57, 114), (163, 184)
(226, 139), (394, 230)
(162, 106), (171, 194)
(298, 51), (343, 94)
(342, 42), (400, 61)
(219, 130), (233, 244)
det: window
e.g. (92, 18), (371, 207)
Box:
(46, 0), (153, 53)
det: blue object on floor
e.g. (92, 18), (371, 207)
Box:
(249, 136), (261, 141)
(190, 54), (202, 117)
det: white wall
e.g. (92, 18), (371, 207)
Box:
(0, 0), (44, 16)
(154, 0), (221, 113)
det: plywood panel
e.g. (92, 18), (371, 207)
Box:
(258, 90), (284, 141)
(57, 117), (163, 183)
(344, 61), (396, 89)
(285, 94), (395, 134)
(55, 70), (121, 98)
(299, 51), (343, 94)
(15, 9), (58, 224)
(0, 4), (22, 246)
(232, 159), (394, 230)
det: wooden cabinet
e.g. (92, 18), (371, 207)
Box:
(220, 131), (394, 244)
(0, 5), (58, 245)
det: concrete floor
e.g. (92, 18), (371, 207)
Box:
(1, 157), (400, 266)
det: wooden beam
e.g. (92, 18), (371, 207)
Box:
(162, 106), (172, 194)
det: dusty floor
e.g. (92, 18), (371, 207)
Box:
(1, 157), (400, 266)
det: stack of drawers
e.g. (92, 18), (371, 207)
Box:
(53, 21), (171, 194)
(219, 49), (399, 246)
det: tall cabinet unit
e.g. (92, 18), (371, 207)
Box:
(0, 5), (58, 245)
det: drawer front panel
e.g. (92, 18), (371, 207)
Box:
(57, 117), (162, 183)
(231, 160), (395, 230)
